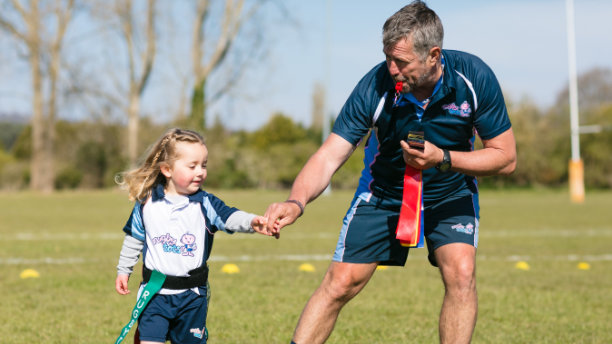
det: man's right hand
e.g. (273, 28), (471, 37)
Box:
(264, 201), (303, 237)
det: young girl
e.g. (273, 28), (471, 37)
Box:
(115, 128), (272, 344)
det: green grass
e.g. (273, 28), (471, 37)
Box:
(0, 188), (611, 343)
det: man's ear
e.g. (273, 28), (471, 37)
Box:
(160, 163), (172, 178)
(428, 47), (441, 65)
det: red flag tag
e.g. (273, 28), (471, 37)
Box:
(396, 165), (424, 248)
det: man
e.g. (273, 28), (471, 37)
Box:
(264, 1), (516, 343)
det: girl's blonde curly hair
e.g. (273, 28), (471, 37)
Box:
(116, 128), (206, 202)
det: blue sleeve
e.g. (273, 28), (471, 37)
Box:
(122, 202), (145, 241)
(468, 56), (512, 140)
(332, 62), (394, 145)
(201, 192), (239, 234)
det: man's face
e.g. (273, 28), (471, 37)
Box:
(384, 37), (435, 96)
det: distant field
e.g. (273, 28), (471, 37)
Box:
(0, 188), (610, 343)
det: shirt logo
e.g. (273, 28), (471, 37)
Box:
(442, 101), (472, 118)
(151, 232), (198, 256)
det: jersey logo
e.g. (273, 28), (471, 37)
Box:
(151, 232), (198, 256)
(442, 101), (472, 118)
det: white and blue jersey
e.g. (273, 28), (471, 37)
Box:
(120, 185), (255, 294)
(333, 50), (512, 205)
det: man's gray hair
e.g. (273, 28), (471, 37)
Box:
(382, 1), (444, 61)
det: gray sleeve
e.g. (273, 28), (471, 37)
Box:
(225, 211), (256, 233)
(116, 234), (144, 275)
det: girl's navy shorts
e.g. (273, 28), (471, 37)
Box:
(138, 286), (208, 343)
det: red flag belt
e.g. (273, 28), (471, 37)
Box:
(395, 165), (424, 248)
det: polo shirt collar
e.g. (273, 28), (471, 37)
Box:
(439, 50), (456, 91)
(151, 184), (204, 204)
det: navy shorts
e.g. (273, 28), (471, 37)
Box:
(333, 192), (479, 267)
(138, 286), (208, 343)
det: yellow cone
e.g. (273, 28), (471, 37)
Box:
(376, 265), (389, 271)
(20, 269), (40, 279)
(221, 263), (240, 274)
(577, 262), (591, 270)
(299, 263), (316, 272)
(515, 261), (530, 271)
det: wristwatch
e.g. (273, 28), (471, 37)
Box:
(436, 149), (451, 172)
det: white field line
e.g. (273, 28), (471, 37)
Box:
(4, 228), (612, 241)
(2, 254), (612, 266)
(5, 232), (338, 241)
(3, 229), (611, 265)
(1, 257), (87, 265)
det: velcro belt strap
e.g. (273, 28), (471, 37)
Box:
(143, 265), (208, 289)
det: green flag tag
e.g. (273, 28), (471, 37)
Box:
(114, 270), (166, 344)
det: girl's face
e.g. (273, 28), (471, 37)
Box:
(161, 141), (208, 196)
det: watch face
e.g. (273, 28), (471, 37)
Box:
(438, 162), (450, 172)
(437, 149), (451, 172)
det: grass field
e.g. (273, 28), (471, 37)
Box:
(0, 188), (611, 343)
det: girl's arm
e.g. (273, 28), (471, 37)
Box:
(225, 211), (272, 236)
(115, 235), (144, 294)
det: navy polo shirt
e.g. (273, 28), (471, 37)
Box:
(332, 49), (512, 204)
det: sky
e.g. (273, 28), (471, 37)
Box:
(209, 0), (612, 130)
(1, 0), (611, 131)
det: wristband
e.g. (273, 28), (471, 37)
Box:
(285, 199), (304, 217)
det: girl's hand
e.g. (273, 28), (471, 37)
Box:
(251, 216), (278, 238)
(115, 274), (131, 295)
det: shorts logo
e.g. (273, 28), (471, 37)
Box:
(451, 223), (474, 235)
(442, 101), (472, 117)
(190, 328), (204, 339)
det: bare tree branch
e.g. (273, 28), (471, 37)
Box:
(137, 0), (155, 96)
(10, 0), (28, 22)
(192, 0), (210, 80)
(200, 0), (243, 78)
(0, 15), (27, 41)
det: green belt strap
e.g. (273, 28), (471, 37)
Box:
(115, 270), (166, 344)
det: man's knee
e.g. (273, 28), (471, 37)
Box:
(321, 263), (375, 302)
(446, 260), (475, 290)
(436, 244), (476, 291)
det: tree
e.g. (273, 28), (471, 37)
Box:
(87, 0), (157, 166)
(0, 0), (76, 192)
(116, 0), (156, 165)
(554, 67), (612, 113)
(187, 0), (269, 131)
(581, 104), (612, 188)
(250, 112), (308, 150)
(549, 67), (612, 188)
(311, 82), (325, 131)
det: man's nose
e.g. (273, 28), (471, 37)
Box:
(387, 60), (399, 75)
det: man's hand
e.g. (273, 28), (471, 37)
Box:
(264, 201), (303, 237)
(400, 139), (443, 170)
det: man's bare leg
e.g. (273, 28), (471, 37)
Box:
(435, 243), (478, 344)
(292, 261), (378, 344)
